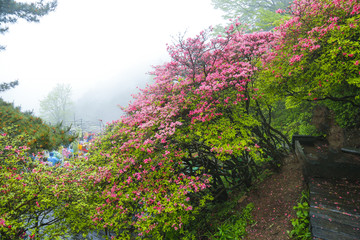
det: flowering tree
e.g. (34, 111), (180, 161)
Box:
(76, 24), (291, 239)
(151, 28), (288, 196)
(261, 0), (360, 127)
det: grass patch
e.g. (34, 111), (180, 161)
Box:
(207, 202), (255, 240)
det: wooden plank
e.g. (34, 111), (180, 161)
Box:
(310, 185), (360, 205)
(310, 209), (360, 239)
(309, 177), (360, 239)
(311, 226), (360, 240)
(310, 179), (360, 193)
(342, 147), (360, 156)
(309, 178), (360, 204)
(310, 207), (360, 229)
(310, 193), (360, 215)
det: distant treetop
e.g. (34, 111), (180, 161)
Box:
(211, 0), (290, 31)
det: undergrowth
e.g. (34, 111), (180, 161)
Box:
(208, 202), (255, 240)
(164, 168), (273, 239)
(288, 189), (312, 240)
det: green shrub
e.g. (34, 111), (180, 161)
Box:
(0, 98), (76, 153)
(289, 190), (311, 240)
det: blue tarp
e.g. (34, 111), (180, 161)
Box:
(47, 152), (60, 166)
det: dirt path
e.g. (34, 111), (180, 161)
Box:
(238, 155), (305, 240)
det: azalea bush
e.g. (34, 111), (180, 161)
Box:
(83, 1), (360, 237)
(261, 0), (360, 128)
(0, 126), (91, 239)
(80, 121), (212, 239)
(148, 26), (289, 193)
(78, 22), (289, 239)
(2, 1), (359, 239)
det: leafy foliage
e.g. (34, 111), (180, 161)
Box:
(79, 122), (213, 239)
(267, 100), (322, 139)
(210, 203), (254, 240)
(1, 0), (360, 238)
(260, 0), (360, 128)
(0, 126), (92, 239)
(0, 98), (75, 152)
(0, 0), (56, 102)
(211, 0), (290, 30)
(0, 80), (18, 93)
(70, 25), (290, 238)
(289, 190), (311, 240)
(0, 0), (57, 35)
(125, 27), (289, 198)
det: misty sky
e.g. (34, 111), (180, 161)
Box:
(0, 0), (226, 123)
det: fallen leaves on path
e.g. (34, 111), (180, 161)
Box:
(239, 155), (305, 240)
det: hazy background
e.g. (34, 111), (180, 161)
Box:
(0, 0), (226, 124)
